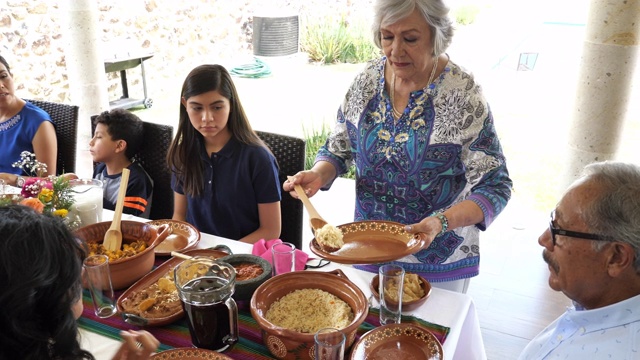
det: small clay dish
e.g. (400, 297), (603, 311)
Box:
(218, 254), (272, 301)
(370, 273), (431, 312)
(148, 219), (201, 256)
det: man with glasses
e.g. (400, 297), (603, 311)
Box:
(519, 161), (640, 360)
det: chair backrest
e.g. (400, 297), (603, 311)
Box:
(91, 116), (174, 220)
(256, 131), (306, 249)
(26, 99), (79, 175)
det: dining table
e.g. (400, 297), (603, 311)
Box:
(78, 210), (487, 360)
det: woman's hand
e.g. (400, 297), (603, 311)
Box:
(404, 216), (442, 250)
(283, 171), (324, 199)
(284, 161), (338, 199)
(111, 330), (160, 360)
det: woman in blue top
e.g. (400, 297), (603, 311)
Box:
(285, 0), (512, 293)
(168, 64), (281, 244)
(0, 55), (57, 186)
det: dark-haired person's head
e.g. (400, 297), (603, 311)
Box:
(92, 109), (144, 159)
(0, 205), (93, 359)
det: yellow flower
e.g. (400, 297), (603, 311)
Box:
(53, 209), (69, 218)
(38, 188), (54, 203)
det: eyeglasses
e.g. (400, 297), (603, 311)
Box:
(549, 210), (613, 246)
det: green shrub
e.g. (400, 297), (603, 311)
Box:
(303, 124), (355, 180)
(301, 17), (379, 64)
(453, 4), (480, 25)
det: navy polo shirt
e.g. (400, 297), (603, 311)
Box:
(172, 137), (281, 240)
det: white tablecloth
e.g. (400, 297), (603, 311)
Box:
(80, 211), (486, 360)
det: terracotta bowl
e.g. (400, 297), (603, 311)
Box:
(218, 254), (272, 302)
(74, 220), (170, 290)
(250, 269), (368, 360)
(370, 273), (431, 312)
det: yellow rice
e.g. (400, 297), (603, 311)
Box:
(264, 289), (354, 333)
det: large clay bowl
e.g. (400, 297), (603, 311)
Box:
(74, 221), (170, 290)
(250, 269), (368, 360)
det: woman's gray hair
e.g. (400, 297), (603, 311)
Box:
(372, 0), (454, 57)
(580, 161), (640, 272)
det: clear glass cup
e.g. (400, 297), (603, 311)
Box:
(314, 327), (345, 360)
(379, 264), (405, 325)
(83, 254), (117, 318)
(77, 202), (99, 226)
(69, 179), (104, 222)
(271, 242), (296, 276)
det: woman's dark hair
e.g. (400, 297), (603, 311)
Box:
(0, 55), (11, 74)
(93, 108), (145, 159)
(167, 64), (271, 196)
(0, 205), (94, 360)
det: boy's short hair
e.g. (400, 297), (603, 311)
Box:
(93, 109), (144, 159)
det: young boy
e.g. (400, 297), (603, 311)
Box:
(90, 109), (153, 218)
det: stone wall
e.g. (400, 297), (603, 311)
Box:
(0, 0), (374, 104)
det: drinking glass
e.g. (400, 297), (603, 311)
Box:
(271, 242), (296, 276)
(314, 327), (345, 360)
(77, 202), (99, 226)
(379, 264), (405, 325)
(83, 254), (117, 318)
(69, 179), (104, 222)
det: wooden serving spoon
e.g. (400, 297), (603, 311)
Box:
(288, 176), (328, 234)
(103, 168), (130, 252)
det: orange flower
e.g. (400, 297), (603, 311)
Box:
(20, 197), (45, 213)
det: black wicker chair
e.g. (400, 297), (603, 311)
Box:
(257, 131), (306, 249)
(91, 116), (174, 220)
(26, 99), (79, 175)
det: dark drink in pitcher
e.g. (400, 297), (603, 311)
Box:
(180, 276), (238, 351)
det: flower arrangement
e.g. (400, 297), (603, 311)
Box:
(1, 151), (80, 228)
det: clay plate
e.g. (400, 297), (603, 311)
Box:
(349, 323), (443, 360)
(116, 248), (229, 327)
(370, 273), (432, 312)
(150, 348), (232, 359)
(148, 219), (201, 256)
(310, 220), (426, 264)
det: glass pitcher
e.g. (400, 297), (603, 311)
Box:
(174, 256), (238, 352)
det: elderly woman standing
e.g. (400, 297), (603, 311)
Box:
(0, 55), (57, 185)
(285, 0), (512, 293)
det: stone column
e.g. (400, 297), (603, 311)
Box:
(59, 0), (109, 177)
(561, 0), (640, 190)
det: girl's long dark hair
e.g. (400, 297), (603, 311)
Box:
(167, 64), (271, 197)
(0, 205), (94, 360)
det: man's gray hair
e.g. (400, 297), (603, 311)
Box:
(581, 161), (640, 272)
(372, 0), (454, 57)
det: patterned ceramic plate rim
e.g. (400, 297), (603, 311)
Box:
(150, 347), (232, 359)
(309, 220), (427, 264)
(350, 323), (443, 359)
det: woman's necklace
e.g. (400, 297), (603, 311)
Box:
(390, 56), (439, 120)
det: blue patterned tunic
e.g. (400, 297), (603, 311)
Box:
(316, 57), (512, 282)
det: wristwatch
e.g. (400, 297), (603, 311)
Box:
(433, 212), (449, 236)
(16, 176), (25, 187)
